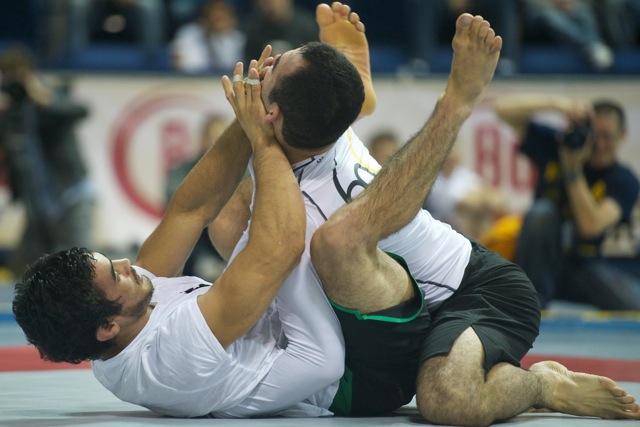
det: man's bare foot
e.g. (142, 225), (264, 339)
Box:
(531, 361), (640, 420)
(442, 13), (502, 118)
(317, 2), (376, 117)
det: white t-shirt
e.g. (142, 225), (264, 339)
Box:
(92, 267), (284, 417)
(220, 128), (472, 415)
(292, 128), (472, 311)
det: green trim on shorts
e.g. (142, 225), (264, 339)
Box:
(329, 252), (423, 323)
(329, 366), (353, 416)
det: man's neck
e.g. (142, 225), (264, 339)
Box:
(100, 306), (153, 360)
(280, 142), (336, 165)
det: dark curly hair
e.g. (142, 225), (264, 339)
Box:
(269, 41), (365, 150)
(12, 248), (122, 364)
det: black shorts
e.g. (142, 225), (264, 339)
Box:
(329, 253), (431, 417)
(420, 241), (541, 371)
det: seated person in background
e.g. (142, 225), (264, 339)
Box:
(367, 130), (400, 165)
(521, 0), (614, 70)
(494, 94), (640, 310)
(424, 142), (508, 240)
(243, 0), (318, 61)
(0, 46), (95, 278)
(170, 0), (245, 73)
(590, 0), (640, 49)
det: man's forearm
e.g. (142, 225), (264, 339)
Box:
(136, 120), (251, 275)
(564, 172), (617, 238)
(167, 119), (251, 221)
(354, 96), (470, 239)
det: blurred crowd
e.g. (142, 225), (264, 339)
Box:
(0, 0), (639, 75)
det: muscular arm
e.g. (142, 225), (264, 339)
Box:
(564, 172), (622, 238)
(197, 66), (306, 348)
(135, 120), (251, 277)
(493, 94), (588, 139)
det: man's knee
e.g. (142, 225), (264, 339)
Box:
(416, 329), (494, 426)
(311, 217), (361, 265)
(416, 358), (494, 427)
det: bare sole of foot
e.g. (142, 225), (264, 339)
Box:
(444, 13), (501, 117)
(530, 361), (640, 420)
(317, 2), (376, 116)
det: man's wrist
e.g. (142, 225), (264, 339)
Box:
(563, 170), (583, 183)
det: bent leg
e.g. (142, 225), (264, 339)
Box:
(418, 327), (541, 426)
(313, 13), (502, 312)
(416, 246), (640, 426)
(418, 327), (640, 426)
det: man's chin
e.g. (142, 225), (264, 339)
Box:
(142, 275), (154, 294)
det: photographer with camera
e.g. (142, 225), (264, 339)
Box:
(0, 46), (95, 278)
(494, 94), (640, 310)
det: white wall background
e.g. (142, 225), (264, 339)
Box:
(1, 75), (639, 250)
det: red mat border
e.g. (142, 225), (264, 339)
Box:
(1, 346), (639, 382)
(0, 346), (90, 371)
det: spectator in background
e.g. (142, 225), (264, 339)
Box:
(494, 94), (640, 310)
(0, 46), (95, 278)
(404, 0), (520, 75)
(590, 0), (640, 48)
(165, 115), (228, 280)
(368, 130), (400, 165)
(521, 0), (614, 70)
(243, 0), (318, 61)
(423, 143), (508, 239)
(170, 0), (245, 73)
(67, 0), (165, 58)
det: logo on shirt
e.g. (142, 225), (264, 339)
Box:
(181, 283), (211, 294)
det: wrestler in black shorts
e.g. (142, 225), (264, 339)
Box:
(329, 243), (540, 417)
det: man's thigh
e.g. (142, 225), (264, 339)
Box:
(330, 253), (431, 416)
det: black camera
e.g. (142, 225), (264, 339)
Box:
(562, 119), (592, 149)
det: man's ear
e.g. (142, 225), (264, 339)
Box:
(265, 104), (281, 123)
(96, 320), (120, 342)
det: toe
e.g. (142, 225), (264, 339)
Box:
(316, 3), (334, 26)
(340, 3), (351, 18)
(477, 21), (491, 42)
(456, 13), (473, 30)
